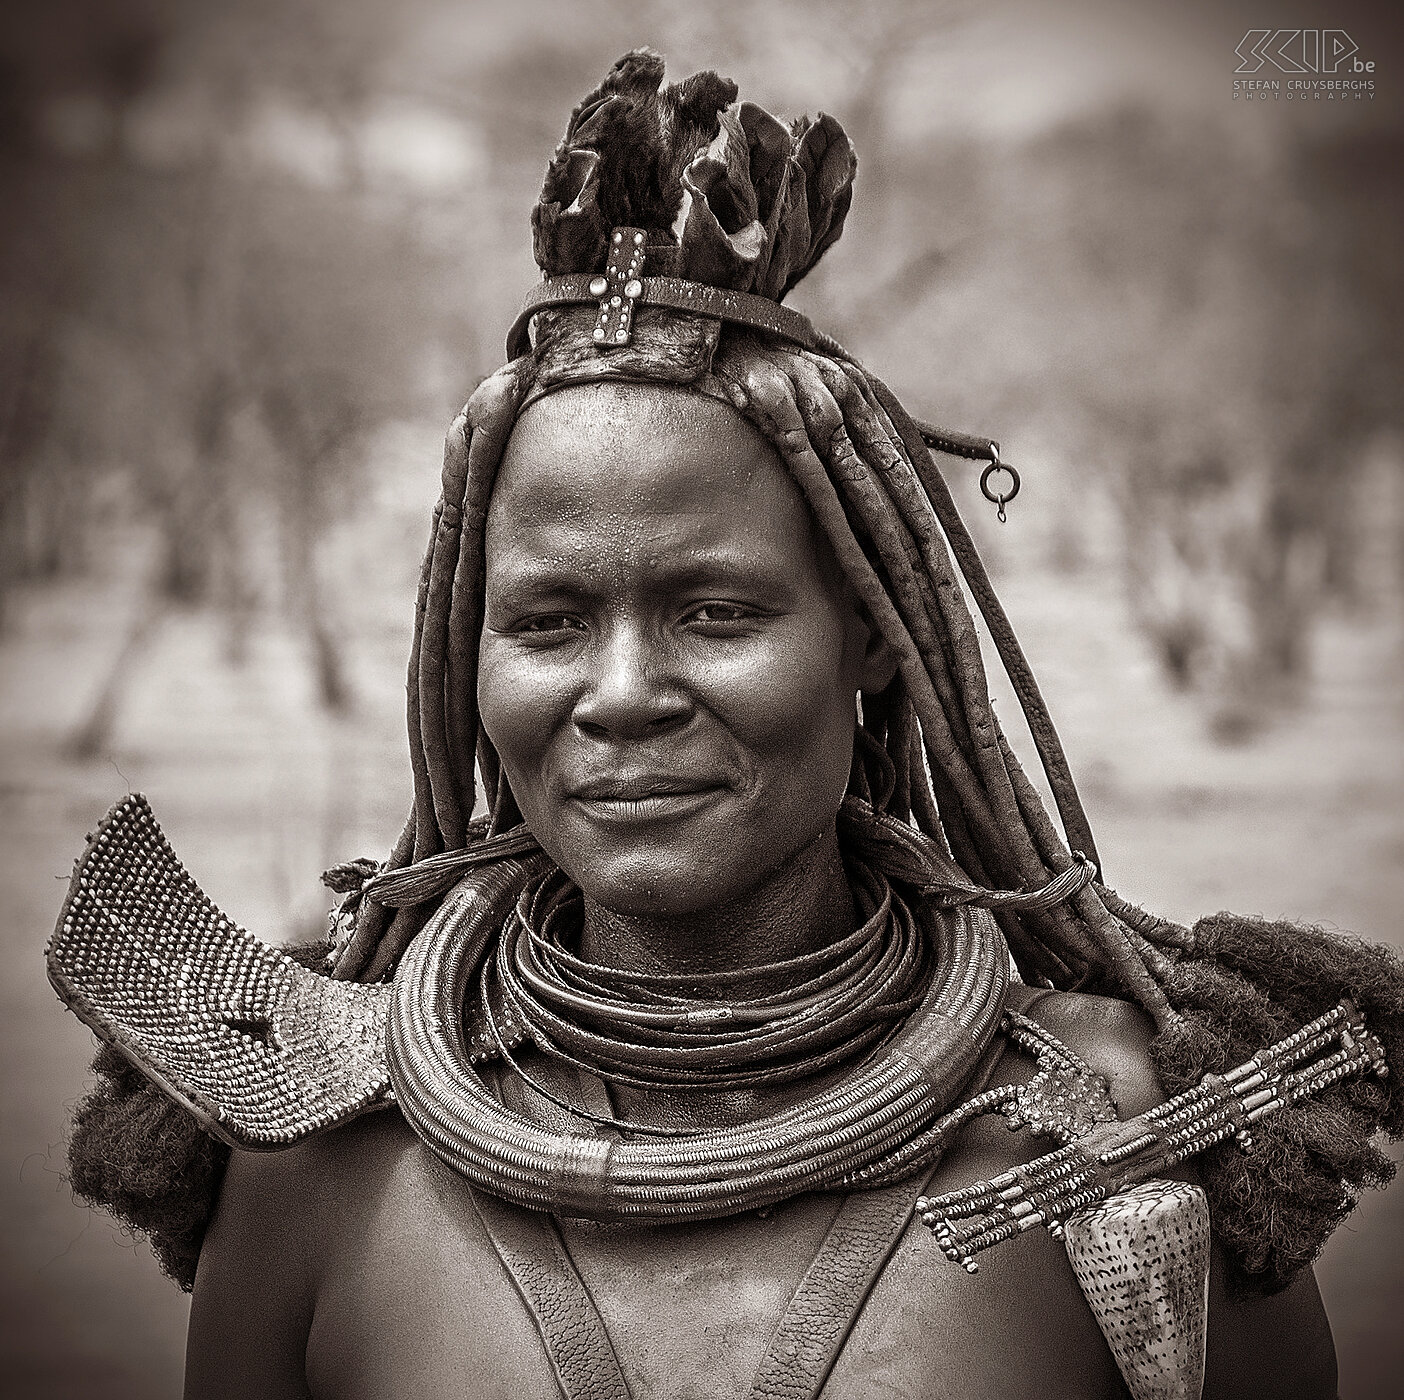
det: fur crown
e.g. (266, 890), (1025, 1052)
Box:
(531, 50), (857, 302)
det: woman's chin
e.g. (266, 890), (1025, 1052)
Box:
(537, 799), (833, 921)
(563, 847), (756, 920)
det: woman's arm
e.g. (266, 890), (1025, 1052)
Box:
(184, 1149), (317, 1400)
(1204, 1255), (1337, 1400)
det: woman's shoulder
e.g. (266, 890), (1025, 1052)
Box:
(184, 1117), (415, 1398)
(1005, 983), (1165, 1116)
(210, 1107), (441, 1257)
(201, 1110), (400, 1277)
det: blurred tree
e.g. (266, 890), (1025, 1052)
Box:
(869, 101), (1402, 735)
(0, 0), (463, 750)
(1064, 115), (1404, 734)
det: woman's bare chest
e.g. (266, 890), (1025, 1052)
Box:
(303, 1126), (1125, 1400)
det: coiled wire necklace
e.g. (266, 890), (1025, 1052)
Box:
(386, 802), (1042, 1219)
(482, 858), (933, 1134)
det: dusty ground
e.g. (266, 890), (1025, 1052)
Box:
(3, 555), (1401, 1399)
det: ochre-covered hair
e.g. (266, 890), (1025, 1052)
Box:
(72, 51), (1403, 1293)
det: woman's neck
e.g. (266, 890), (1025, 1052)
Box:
(567, 825), (859, 1132)
(577, 826), (855, 1001)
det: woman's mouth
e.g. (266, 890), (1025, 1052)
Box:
(568, 777), (726, 823)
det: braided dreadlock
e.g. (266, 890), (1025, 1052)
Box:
(72, 50), (1403, 1293)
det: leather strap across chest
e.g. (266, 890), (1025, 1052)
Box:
(472, 1190), (631, 1400)
(470, 1032), (1013, 1400)
(473, 1175), (935, 1400)
(745, 1176), (936, 1400)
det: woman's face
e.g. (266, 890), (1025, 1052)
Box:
(477, 381), (894, 918)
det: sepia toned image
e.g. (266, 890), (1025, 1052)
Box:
(3, 0), (1402, 1396)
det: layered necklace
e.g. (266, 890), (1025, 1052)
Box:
(388, 832), (1011, 1220)
(481, 859), (937, 1133)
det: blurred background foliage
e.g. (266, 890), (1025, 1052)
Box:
(1, 0), (1399, 746)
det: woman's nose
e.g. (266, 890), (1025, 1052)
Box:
(572, 626), (693, 740)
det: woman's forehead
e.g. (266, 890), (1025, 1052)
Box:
(491, 381), (788, 517)
(518, 380), (708, 433)
(483, 380), (845, 592)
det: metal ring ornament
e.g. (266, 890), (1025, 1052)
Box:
(388, 859), (1010, 1220)
(979, 447), (1020, 523)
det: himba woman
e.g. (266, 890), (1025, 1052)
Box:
(51, 52), (1404, 1400)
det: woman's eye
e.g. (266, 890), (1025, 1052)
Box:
(686, 602), (756, 627)
(517, 614), (584, 636)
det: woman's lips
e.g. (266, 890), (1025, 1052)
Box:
(567, 781), (726, 824)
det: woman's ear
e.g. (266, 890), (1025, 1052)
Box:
(854, 608), (900, 695)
